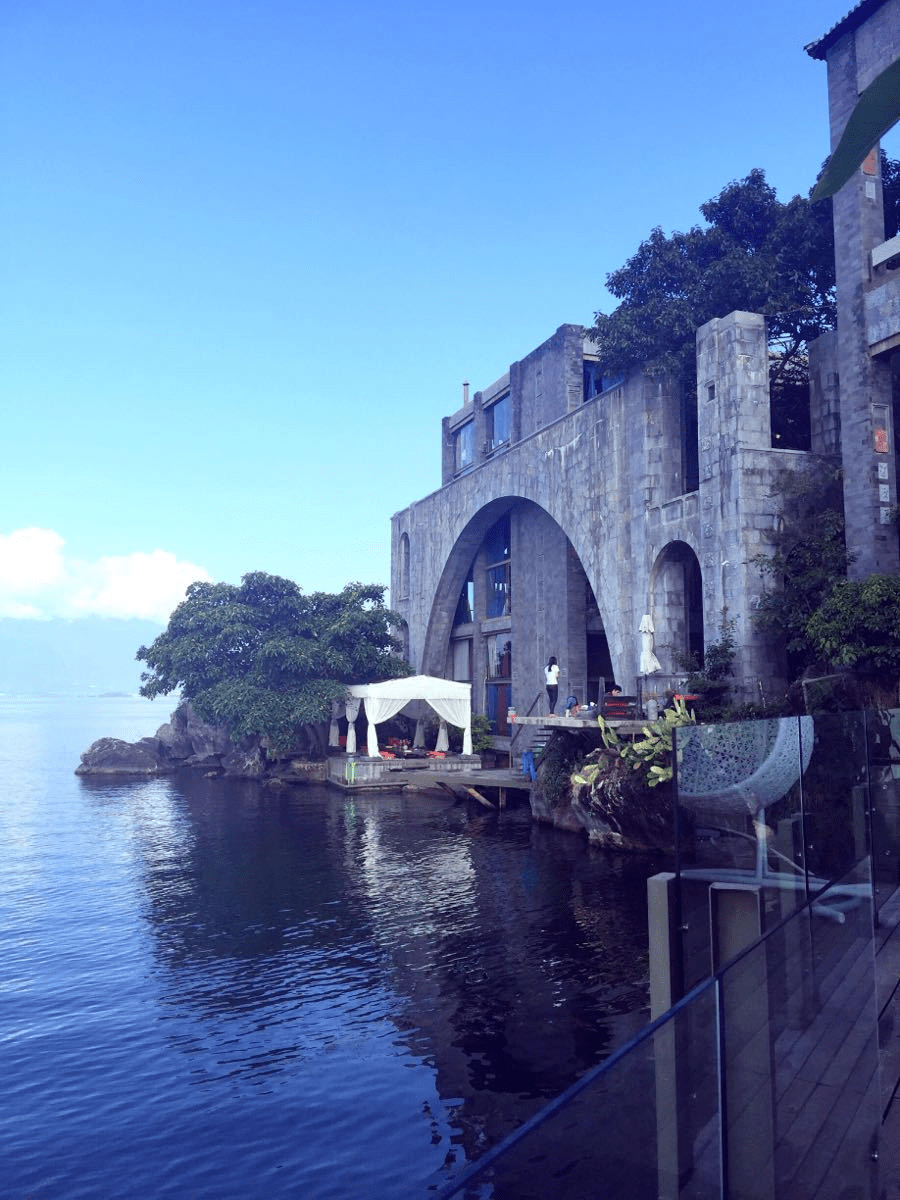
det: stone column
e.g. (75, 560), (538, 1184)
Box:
(826, 28), (899, 577)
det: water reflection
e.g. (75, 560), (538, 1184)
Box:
(78, 774), (657, 1193)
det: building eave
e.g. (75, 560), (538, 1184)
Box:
(805, 0), (891, 59)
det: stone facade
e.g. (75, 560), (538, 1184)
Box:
(807, 0), (900, 577)
(391, 313), (807, 731)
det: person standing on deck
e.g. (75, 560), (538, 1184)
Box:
(545, 656), (560, 714)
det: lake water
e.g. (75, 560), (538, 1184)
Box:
(0, 695), (660, 1199)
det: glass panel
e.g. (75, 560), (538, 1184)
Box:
(455, 422), (474, 471)
(866, 708), (900, 914)
(674, 719), (809, 990)
(485, 634), (511, 678)
(488, 395), (510, 449)
(486, 564), (510, 618)
(451, 639), (472, 682)
(485, 683), (509, 734)
(483, 515), (510, 565)
(718, 859), (878, 1199)
(802, 712), (869, 891)
(453, 574), (474, 626)
(429, 980), (721, 1200)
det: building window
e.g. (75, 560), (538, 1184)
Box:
(583, 360), (603, 401)
(485, 634), (511, 679)
(454, 422), (475, 472)
(484, 515), (511, 618)
(451, 639), (472, 682)
(486, 393), (510, 451)
(486, 682), (510, 734)
(453, 569), (474, 625)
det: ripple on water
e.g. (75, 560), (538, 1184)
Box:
(1, 715), (655, 1200)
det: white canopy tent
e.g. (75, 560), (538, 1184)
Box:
(335, 675), (473, 758)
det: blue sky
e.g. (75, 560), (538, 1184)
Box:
(0, 0), (886, 687)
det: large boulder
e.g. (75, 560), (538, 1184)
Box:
(221, 738), (266, 778)
(155, 702), (230, 761)
(76, 737), (168, 776)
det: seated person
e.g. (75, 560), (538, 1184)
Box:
(564, 694), (579, 716)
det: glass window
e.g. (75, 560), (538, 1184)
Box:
(485, 635), (511, 679)
(486, 682), (510, 734)
(451, 639), (472, 682)
(455, 422), (475, 471)
(484, 515), (510, 564)
(484, 515), (511, 617)
(486, 564), (510, 618)
(486, 394), (510, 450)
(453, 570), (474, 625)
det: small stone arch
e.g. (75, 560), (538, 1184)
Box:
(649, 541), (704, 673)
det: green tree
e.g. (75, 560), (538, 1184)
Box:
(590, 169), (837, 450)
(591, 170), (835, 379)
(752, 467), (851, 679)
(806, 575), (900, 678)
(137, 572), (410, 754)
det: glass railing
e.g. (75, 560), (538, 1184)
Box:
(428, 710), (895, 1199)
(430, 862), (879, 1199)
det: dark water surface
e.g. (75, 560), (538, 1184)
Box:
(0, 696), (658, 1198)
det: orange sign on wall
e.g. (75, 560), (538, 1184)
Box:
(875, 428), (890, 453)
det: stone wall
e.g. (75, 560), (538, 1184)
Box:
(392, 313), (810, 718)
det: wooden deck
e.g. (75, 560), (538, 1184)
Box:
(510, 713), (646, 735)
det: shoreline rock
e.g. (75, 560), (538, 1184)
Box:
(75, 702), (327, 783)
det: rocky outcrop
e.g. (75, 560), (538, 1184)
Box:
(570, 772), (677, 853)
(528, 729), (677, 852)
(75, 737), (169, 776)
(75, 702), (327, 783)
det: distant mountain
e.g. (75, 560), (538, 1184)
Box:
(0, 617), (165, 695)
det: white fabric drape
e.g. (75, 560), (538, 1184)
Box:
(639, 614), (662, 675)
(329, 700), (343, 748)
(427, 698), (472, 755)
(360, 695), (409, 757)
(435, 719), (449, 752)
(346, 676), (473, 758)
(413, 717), (426, 748)
(344, 697), (361, 755)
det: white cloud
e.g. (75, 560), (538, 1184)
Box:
(0, 528), (212, 624)
(0, 528), (66, 595)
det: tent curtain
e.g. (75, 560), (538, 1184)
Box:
(428, 697), (472, 755)
(345, 676), (473, 758)
(328, 700), (344, 748)
(344, 697), (361, 755)
(361, 696), (410, 757)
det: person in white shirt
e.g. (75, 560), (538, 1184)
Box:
(545, 656), (560, 714)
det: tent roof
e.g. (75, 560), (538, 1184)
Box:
(347, 674), (471, 701)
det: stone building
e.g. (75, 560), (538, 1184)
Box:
(390, 314), (811, 734)
(389, 0), (900, 742)
(806, 0), (900, 578)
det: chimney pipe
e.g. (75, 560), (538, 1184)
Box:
(463, 380), (470, 406)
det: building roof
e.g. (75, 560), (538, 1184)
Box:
(805, 0), (891, 59)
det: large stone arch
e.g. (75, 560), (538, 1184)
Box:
(649, 540), (704, 674)
(419, 495), (617, 724)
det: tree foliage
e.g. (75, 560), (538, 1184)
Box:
(590, 169), (836, 392)
(137, 572), (410, 752)
(806, 575), (900, 675)
(752, 466), (851, 678)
